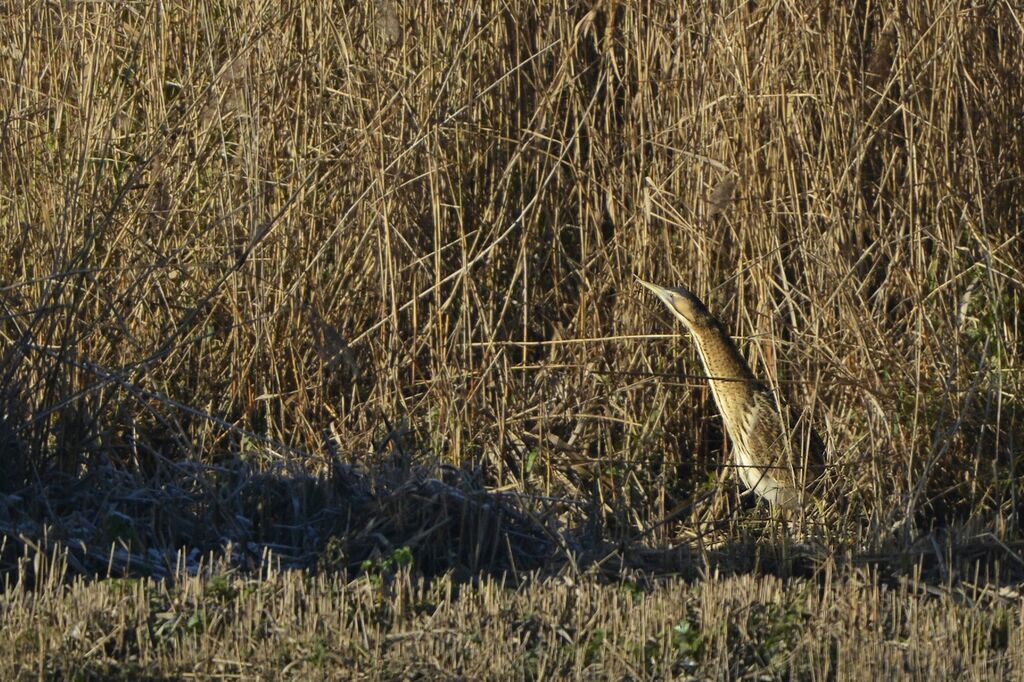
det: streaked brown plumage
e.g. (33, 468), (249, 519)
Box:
(638, 278), (825, 510)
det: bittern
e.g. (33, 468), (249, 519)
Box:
(637, 279), (825, 510)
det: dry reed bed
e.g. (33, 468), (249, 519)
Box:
(3, 549), (1021, 680)
(1, 0), (1019, 530)
(1, 0), (1023, 676)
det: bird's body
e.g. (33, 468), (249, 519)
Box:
(638, 279), (825, 510)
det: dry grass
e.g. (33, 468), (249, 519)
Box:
(1, 0), (1023, 677)
(3, 547), (1022, 680)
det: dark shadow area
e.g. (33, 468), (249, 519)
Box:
(3, 453), (1022, 608)
(0, 455), (560, 586)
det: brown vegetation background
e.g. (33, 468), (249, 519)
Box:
(1, 0), (1022, 677)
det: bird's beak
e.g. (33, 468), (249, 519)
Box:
(635, 276), (672, 302)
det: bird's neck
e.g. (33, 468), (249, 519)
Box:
(689, 321), (759, 390)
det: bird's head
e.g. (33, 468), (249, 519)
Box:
(636, 277), (717, 330)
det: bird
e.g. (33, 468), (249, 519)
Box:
(637, 278), (826, 511)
